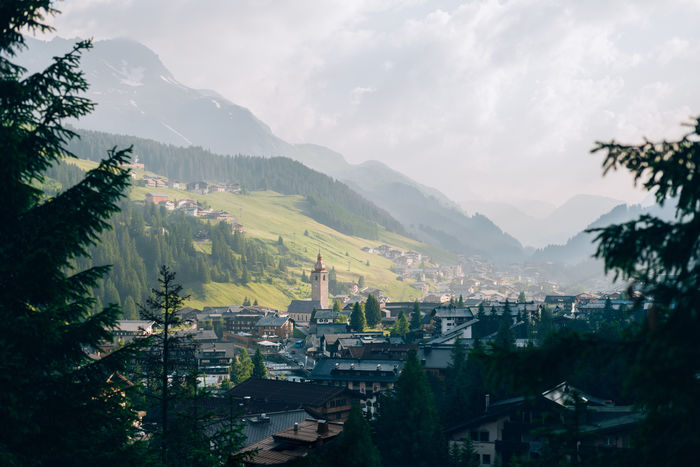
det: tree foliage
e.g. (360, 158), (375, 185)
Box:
(376, 350), (447, 467)
(365, 294), (382, 327)
(252, 348), (267, 379)
(0, 4), (141, 464)
(350, 302), (366, 332)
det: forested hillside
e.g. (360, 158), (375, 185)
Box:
(66, 129), (405, 239)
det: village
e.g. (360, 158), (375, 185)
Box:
(108, 246), (645, 465)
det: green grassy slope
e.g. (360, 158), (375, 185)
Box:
(69, 158), (450, 310)
(130, 187), (447, 310)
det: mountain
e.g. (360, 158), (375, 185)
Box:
(532, 201), (676, 265)
(19, 36), (524, 262)
(462, 194), (624, 248)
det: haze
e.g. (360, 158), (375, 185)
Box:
(44, 0), (700, 206)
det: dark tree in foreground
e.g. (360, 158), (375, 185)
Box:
(320, 403), (381, 467)
(587, 118), (700, 464)
(376, 350), (447, 467)
(139, 266), (195, 464)
(489, 117), (700, 466)
(0, 2), (139, 464)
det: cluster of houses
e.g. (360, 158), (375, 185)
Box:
(144, 192), (244, 230)
(104, 250), (645, 465)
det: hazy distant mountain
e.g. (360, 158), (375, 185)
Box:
(19, 36), (523, 261)
(462, 194), (624, 248)
(532, 202), (675, 264)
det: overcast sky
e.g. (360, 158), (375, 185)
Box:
(45, 0), (700, 206)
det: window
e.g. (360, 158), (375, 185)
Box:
(482, 454), (491, 464)
(480, 431), (490, 442)
(470, 431), (479, 441)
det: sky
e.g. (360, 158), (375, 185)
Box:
(44, 0), (700, 206)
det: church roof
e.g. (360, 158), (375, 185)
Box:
(313, 252), (326, 272)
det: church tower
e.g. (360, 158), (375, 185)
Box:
(310, 252), (329, 309)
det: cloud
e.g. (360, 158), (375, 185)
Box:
(44, 0), (700, 205)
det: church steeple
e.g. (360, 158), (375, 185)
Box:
(310, 251), (329, 309)
(314, 252), (326, 272)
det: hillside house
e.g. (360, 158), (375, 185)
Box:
(145, 192), (168, 205)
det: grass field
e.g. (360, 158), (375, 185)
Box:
(70, 158), (448, 310)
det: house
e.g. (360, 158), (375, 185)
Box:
(432, 306), (475, 335)
(238, 410), (310, 449)
(145, 192), (168, 205)
(111, 320), (155, 344)
(196, 342), (234, 382)
(236, 419), (343, 466)
(227, 378), (356, 420)
(544, 295), (577, 314)
(255, 315), (293, 339)
(418, 344), (456, 379)
(158, 199), (175, 210)
(446, 383), (642, 465)
(309, 358), (405, 395)
(313, 310), (340, 324)
(428, 319), (478, 344)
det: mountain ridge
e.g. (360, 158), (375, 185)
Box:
(20, 35), (524, 261)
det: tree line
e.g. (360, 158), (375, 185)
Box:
(66, 128), (406, 239)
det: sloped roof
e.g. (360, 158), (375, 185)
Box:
(287, 300), (325, 315)
(227, 378), (348, 407)
(256, 315), (289, 327)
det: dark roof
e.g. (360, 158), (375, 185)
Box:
(544, 295), (576, 304)
(256, 315), (290, 327)
(227, 378), (348, 407)
(287, 300), (325, 315)
(310, 358), (405, 383)
(316, 323), (349, 336)
(239, 410), (310, 447)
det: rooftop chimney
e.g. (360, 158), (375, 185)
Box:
(485, 394), (491, 412)
(293, 422), (299, 432)
(317, 420), (329, 435)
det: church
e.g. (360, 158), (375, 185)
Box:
(287, 252), (330, 324)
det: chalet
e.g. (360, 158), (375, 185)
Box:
(432, 306), (475, 335)
(309, 358), (405, 395)
(208, 183), (226, 193)
(112, 320), (155, 343)
(145, 192), (168, 205)
(447, 384), (642, 465)
(418, 343), (455, 379)
(313, 310), (340, 324)
(255, 315), (293, 339)
(231, 222), (245, 233)
(196, 342), (234, 381)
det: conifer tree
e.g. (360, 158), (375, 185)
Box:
(377, 350), (447, 467)
(139, 266), (196, 464)
(252, 348), (267, 379)
(410, 300), (422, 330)
(365, 294), (382, 327)
(350, 302), (366, 331)
(392, 311), (410, 337)
(231, 348), (253, 384)
(333, 299), (343, 313)
(321, 403), (381, 467)
(0, 4), (140, 463)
